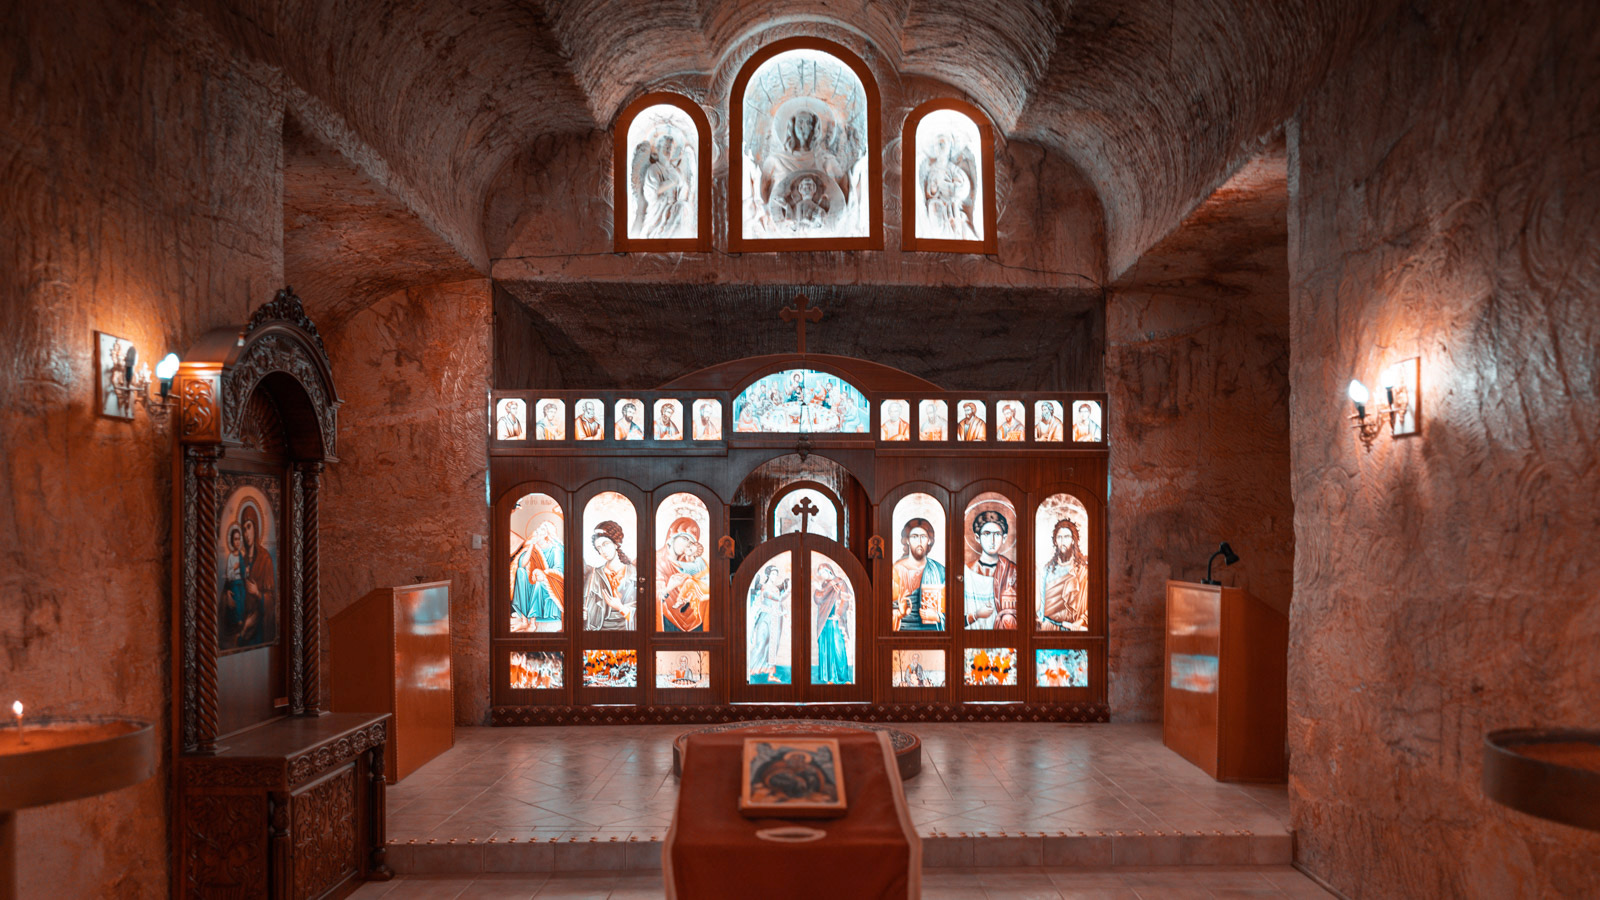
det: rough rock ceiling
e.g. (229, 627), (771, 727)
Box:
(496, 282), (1105, 392)
(188, 0), (1385, 287)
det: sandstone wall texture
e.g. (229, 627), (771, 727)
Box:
(0, 2), (284, 896)
(1105, 150), (1295, 721)
(1287, 1), (1600, 895)
(320, 280), (494, 726)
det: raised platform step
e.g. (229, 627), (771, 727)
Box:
(384, 828), (1291, 875)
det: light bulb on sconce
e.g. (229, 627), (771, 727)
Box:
(1347, 358), (1420, 449)
(155, 353), (180, 401)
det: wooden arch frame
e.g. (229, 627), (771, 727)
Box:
(901, 97), (999, 254)
(770, 478), (846, 544)
(727, 36), (884, 252)
(612, 91), (714, 252)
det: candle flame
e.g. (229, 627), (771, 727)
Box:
(11, 700), (20, 718)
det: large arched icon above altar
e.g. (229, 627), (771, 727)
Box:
(746, 551), (794, 685)
(582, 491), (638, 630)
(626, 103), (699, 241)
(739, 47), (871, 241)
(216, 473), (280, 652)
(1036, 493), (1090, 631)
(656, 493), (712, 632)
(509, 492), (565, 633)
(892, 493), (947, 631)
(964, 492), (1019, 630)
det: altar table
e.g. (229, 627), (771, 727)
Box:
(665, 731), (921, 899)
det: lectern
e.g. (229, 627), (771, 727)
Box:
(1163, 580), (1287, 782)
(329, 581), (455, 782)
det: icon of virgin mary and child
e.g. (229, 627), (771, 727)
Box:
(219, 500), (277, 650)
(657, 516), (711, 632)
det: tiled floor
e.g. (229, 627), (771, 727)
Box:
(389, 723), (1289, 844)
(350, 866), (1334, 898)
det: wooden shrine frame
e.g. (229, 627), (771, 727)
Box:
(900, 98), (999, 255)
(169, 288), (391, 899)
(727, 36), (884, 252)
(612, 91), (714, 253)
(489, 350), (1111, 725)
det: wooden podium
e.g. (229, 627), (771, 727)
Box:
(330, 581), (455, 782)
(1162, 580), (1287, 782)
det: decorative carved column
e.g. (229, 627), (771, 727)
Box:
(268, 791), (292, 893)
(289, 466), (306, 716)
(367, 743), (392, 880)
(191, 446), (222, 755)
(299, 461), (325, 714)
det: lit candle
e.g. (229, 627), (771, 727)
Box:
(12, 700), (22, 745)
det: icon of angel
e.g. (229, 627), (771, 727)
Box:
(629, 110), (697, 241)
(917, 128), (980, 241)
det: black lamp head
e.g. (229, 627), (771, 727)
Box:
(1204, 541), (1241, 585)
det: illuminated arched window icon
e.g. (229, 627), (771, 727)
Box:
(509, 493), (564, 633)
(624, 104), (700, 242)
(996, 400), (1025, 442)
(573, 399), (605, 440)
(914, 108), (984, 241)
(891, 492), (946, 632)
(919, 400), (948, 441)
(810, 552), (855, 685)
(880, 399), (911, 441)
(654, 399), (684, 440)
(747, 551), (793, 685)
(534, 399), (565, 440)
(732, 369), (869, 433)
(1035, 493), (1089, 632)
(1034, 400), (1064, 442)
(737, 46), (873, 242)
(1071, 400), (1103, 442)
(656, 493), (711, 633)
(691, 399), (722, 440)
(773, 488), (839, 541)
(581, 491), (638, 631)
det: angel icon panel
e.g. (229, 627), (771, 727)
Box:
(745, 551), (794, 685)
(914, 108), (985, 242)
(626, 103), (699, 242)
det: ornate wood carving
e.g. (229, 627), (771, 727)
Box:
(183, 760), (283, 788)
(183, 792), (269, 899)
(289, 465), (306, 716)
(181, 376), (219, 440)
(240, 388), (289, 454)
(298, 461), (324, 714)
(291, 767), (358, 900)
(245, 286), (328, 359)
(286, 722), (387, 787)
(222, 333), (337, 453)
(192, 445), (221, 754)
(181, 448), (199, 752)
(366, 744), (393, 881)
(269, 791), (292, 900)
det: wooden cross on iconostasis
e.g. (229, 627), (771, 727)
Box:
(792, 496), (820, 535)
(779, 294), (823, 355)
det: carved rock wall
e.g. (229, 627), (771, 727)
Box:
(1105, 148), (1295, 720)
(1287, 0), (1600, 895)
(320, 279), (494, 725)
(0, 2), (284, 897)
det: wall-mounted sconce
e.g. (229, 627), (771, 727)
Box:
(96, 330), (179, 422)
(1347, 356), (1420, 449)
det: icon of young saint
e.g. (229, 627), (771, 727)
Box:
(892, 518), (945, 631)
(583, 520), (636, 630)
(956, 402), (986, 441)
(965, 511), (1018, 630)
(615, 402), (644, 440)
(1072, 402), (1102, 442)
(1035, 402), (1063, 442)
(511, 521), (564, 631)
(1039, 517), (1089, 631)
(575, 401), (604, 440)
(536, 402), (565, 440)
(657, 517), (710, 632)
(496, 399), (525, 440)
(811, 563), (853, 684)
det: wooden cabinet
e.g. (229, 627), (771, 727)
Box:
(177, 714), (391, 900)
(1162, 580), (1287, 782)
(329, 581), (455, 782)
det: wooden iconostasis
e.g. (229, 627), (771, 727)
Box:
(488, 353), (1110, 723)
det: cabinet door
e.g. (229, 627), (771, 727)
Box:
(289, 763), (362, 900)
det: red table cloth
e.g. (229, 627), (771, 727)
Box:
(665, 731), (921, 899)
